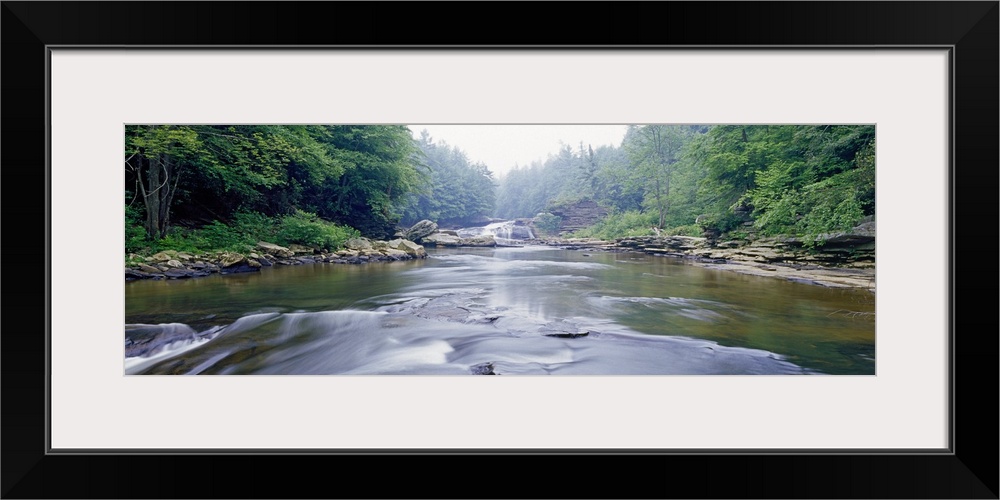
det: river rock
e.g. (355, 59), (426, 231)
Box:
(138, 263), (161, 273)
(421, 232), (462, 246)
(405, 220), (438, 242)
(470, 362), (497, 375)
(460, 235), (497, 247)
(164, 269), (196, 279)
(148, 251), (175, 263)
(382, 248), (409, 260)
(345, 237), (373, 251)
(176, 252), (194, 261)
(165, 259), (184, 268)
(287, 244), (313, 255)
(257, 241), (294, 258)
(218, 252), (246, 267)
(125, 269), (148, 280)
(387, 239), (426, 257)
(220, 262), (259, 274)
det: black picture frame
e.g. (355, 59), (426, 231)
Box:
(3, 2), (996, 498)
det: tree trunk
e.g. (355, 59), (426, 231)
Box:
(655, 176), (665, 229)
(663, 164), (671, 227)
(144, 154), (161, 239)
(158, 154), (176, 239)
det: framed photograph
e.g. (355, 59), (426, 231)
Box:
(3, 2), (996, 498)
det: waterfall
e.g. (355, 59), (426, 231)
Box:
(457, 220), (535, 246)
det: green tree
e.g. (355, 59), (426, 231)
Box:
(623, 125), (690, 229)
(125, 125), (210, 239)
(400, 132), (496, 226)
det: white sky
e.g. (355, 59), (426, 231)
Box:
(408, 125), (629, 178)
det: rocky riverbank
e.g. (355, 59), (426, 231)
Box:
(125, 237), (428, 281)
(539, 222), (876, 292)
(126, 218), (876, 292)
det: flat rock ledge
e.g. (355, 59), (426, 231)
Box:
(540, 233), (875, 292)
(125, 239), (427, 281)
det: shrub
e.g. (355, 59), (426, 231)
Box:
(193, 220), (254, 252)
(571, 210), (658, 240)
(533, 212), (562, 235)
(664, 224), (703, 237)
(697, 211), (745, 235)
(276, 210), (359, 251)
(125, 205), (150, 254)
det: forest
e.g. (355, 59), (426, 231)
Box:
(125, 124), (875, 255)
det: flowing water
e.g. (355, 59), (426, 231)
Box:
(125, 246), (875, 375)
(457, 220), (535, 246)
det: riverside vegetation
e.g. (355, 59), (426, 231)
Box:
(125, 124), (876, 375)
(126, 124), (875, 288)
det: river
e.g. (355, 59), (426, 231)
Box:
(124, 244), (875, 375)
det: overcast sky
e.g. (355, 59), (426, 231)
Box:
(408, 125), (629, 178)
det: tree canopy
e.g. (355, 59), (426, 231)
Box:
(125, 124), (876, 255)
(495, 124), (875, 241)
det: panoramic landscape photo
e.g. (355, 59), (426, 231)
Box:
(124, 124), (876, 375)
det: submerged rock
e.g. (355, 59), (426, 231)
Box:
(470, 362), (497, 375)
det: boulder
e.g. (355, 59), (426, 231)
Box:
(345, 237), (373, 251)
(125, 269), (149, 281)
(165, 259), (184, 268)
(387, 238), (427, 257)
(288, 244), (314, 255)
(405, 219), (438, 242)
(138, 263), (161, 274)
(421, 232), (463, 247)
(148, 251), (175, 263)
(220, 262), (259, 274)
(382, 248), (409, 259)
(218, 252), (246, 267)
(257, 241), (294, 258)
(460, 235), (497, 247)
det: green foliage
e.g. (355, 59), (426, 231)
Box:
(126, 124), (424, 242)
(696, 211), (745, 235)
(400, 132), (496, 226)
(275, 210), (359, 251)
(178, 211), (280, 252)
(533, 212), (562, 234)
(664, 224), (703, 237)
(150, 228), (206, 254)
(125, 205), (150, 254)
(495, 143), (607, 219)
(124, 123), (877, 256)
(571, 210), (658, 240)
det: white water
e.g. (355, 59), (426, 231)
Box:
(457, 220), (535, 246)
